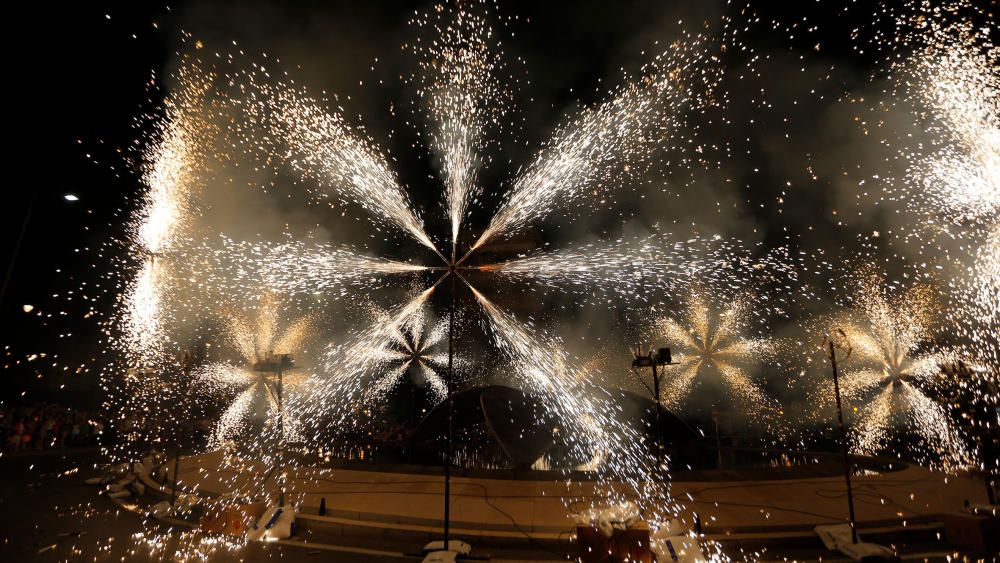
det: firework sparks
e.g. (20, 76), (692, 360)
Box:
(411, 1), (509, 254)
(466, 33), (722, 255)
(656, 290), (778, 419)
(261, 87), (444, 260)
(208, 237), (427, 298)
(119, 109), (202, 365)
(965, 225), (1000, 368)
(195, 294), (314, 448)
(467, 281), (625, 468)
(822, 270), (972, 468)
(480, 234), (797, 306)
(903, 20), (999, 226)
(303, 284), (441, 430)
(362, 303), (452, 403)
(96, 7), (756, 548)
(855, 0), (1000, 379)
(91, 5), (1000, 558)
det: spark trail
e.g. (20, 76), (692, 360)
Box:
(480, 235), (796, 305)
(306, 285), (440, 427)
(361, 304), (452, 404)
(194, 294), (314, 448)
(467, 34), (722, 255)
(209, 237), (427, 296)
(853, 0), (999, 377)
(262, 87), (444, 259)
(411, 2), (509, 254)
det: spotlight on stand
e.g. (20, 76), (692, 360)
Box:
(629, 344), (678, 470)
(631, 345), (674, 367)
(138, 248), (162, 266)
(252, 352), (296, 507)
(252, 353), (295, 373)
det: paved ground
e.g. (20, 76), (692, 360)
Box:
(0, 448), (988, 561)
(0, 449), (415, 562)
(175, 450), (990, 535)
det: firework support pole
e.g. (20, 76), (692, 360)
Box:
(172, 353), (192, 507)
(712, 408), (723, 470)
(829, 340), (858, 544)
(651, 362), (665, 469)
(170, 452), (180, 505)
(277, 361), (285, 507)
(443, 271), (456, 552)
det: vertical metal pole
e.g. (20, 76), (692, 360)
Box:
(171, 452), (180, 505)
(443, 270), (456, 551)
(983, 381), (997, 506)
(277, 361), (285, 507)
(651, 360), (663, 467)
(651, 360), (661, 416)
(829, 340), (858, 544)
(173, 351), (191, 506)
(713, 416), (723, 470)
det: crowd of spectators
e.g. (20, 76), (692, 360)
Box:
(1, 403), (105, 452)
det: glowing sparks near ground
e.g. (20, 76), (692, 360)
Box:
(470, 282), (603, 447)
(468, 279), (679, 520)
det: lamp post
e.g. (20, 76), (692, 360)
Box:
(711, 406), (723, 470)
(824, 330), (858, 545)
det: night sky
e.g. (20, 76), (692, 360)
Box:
(0, 0), (968, 406)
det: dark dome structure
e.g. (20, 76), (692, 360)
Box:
(411, 385), (708, 470)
